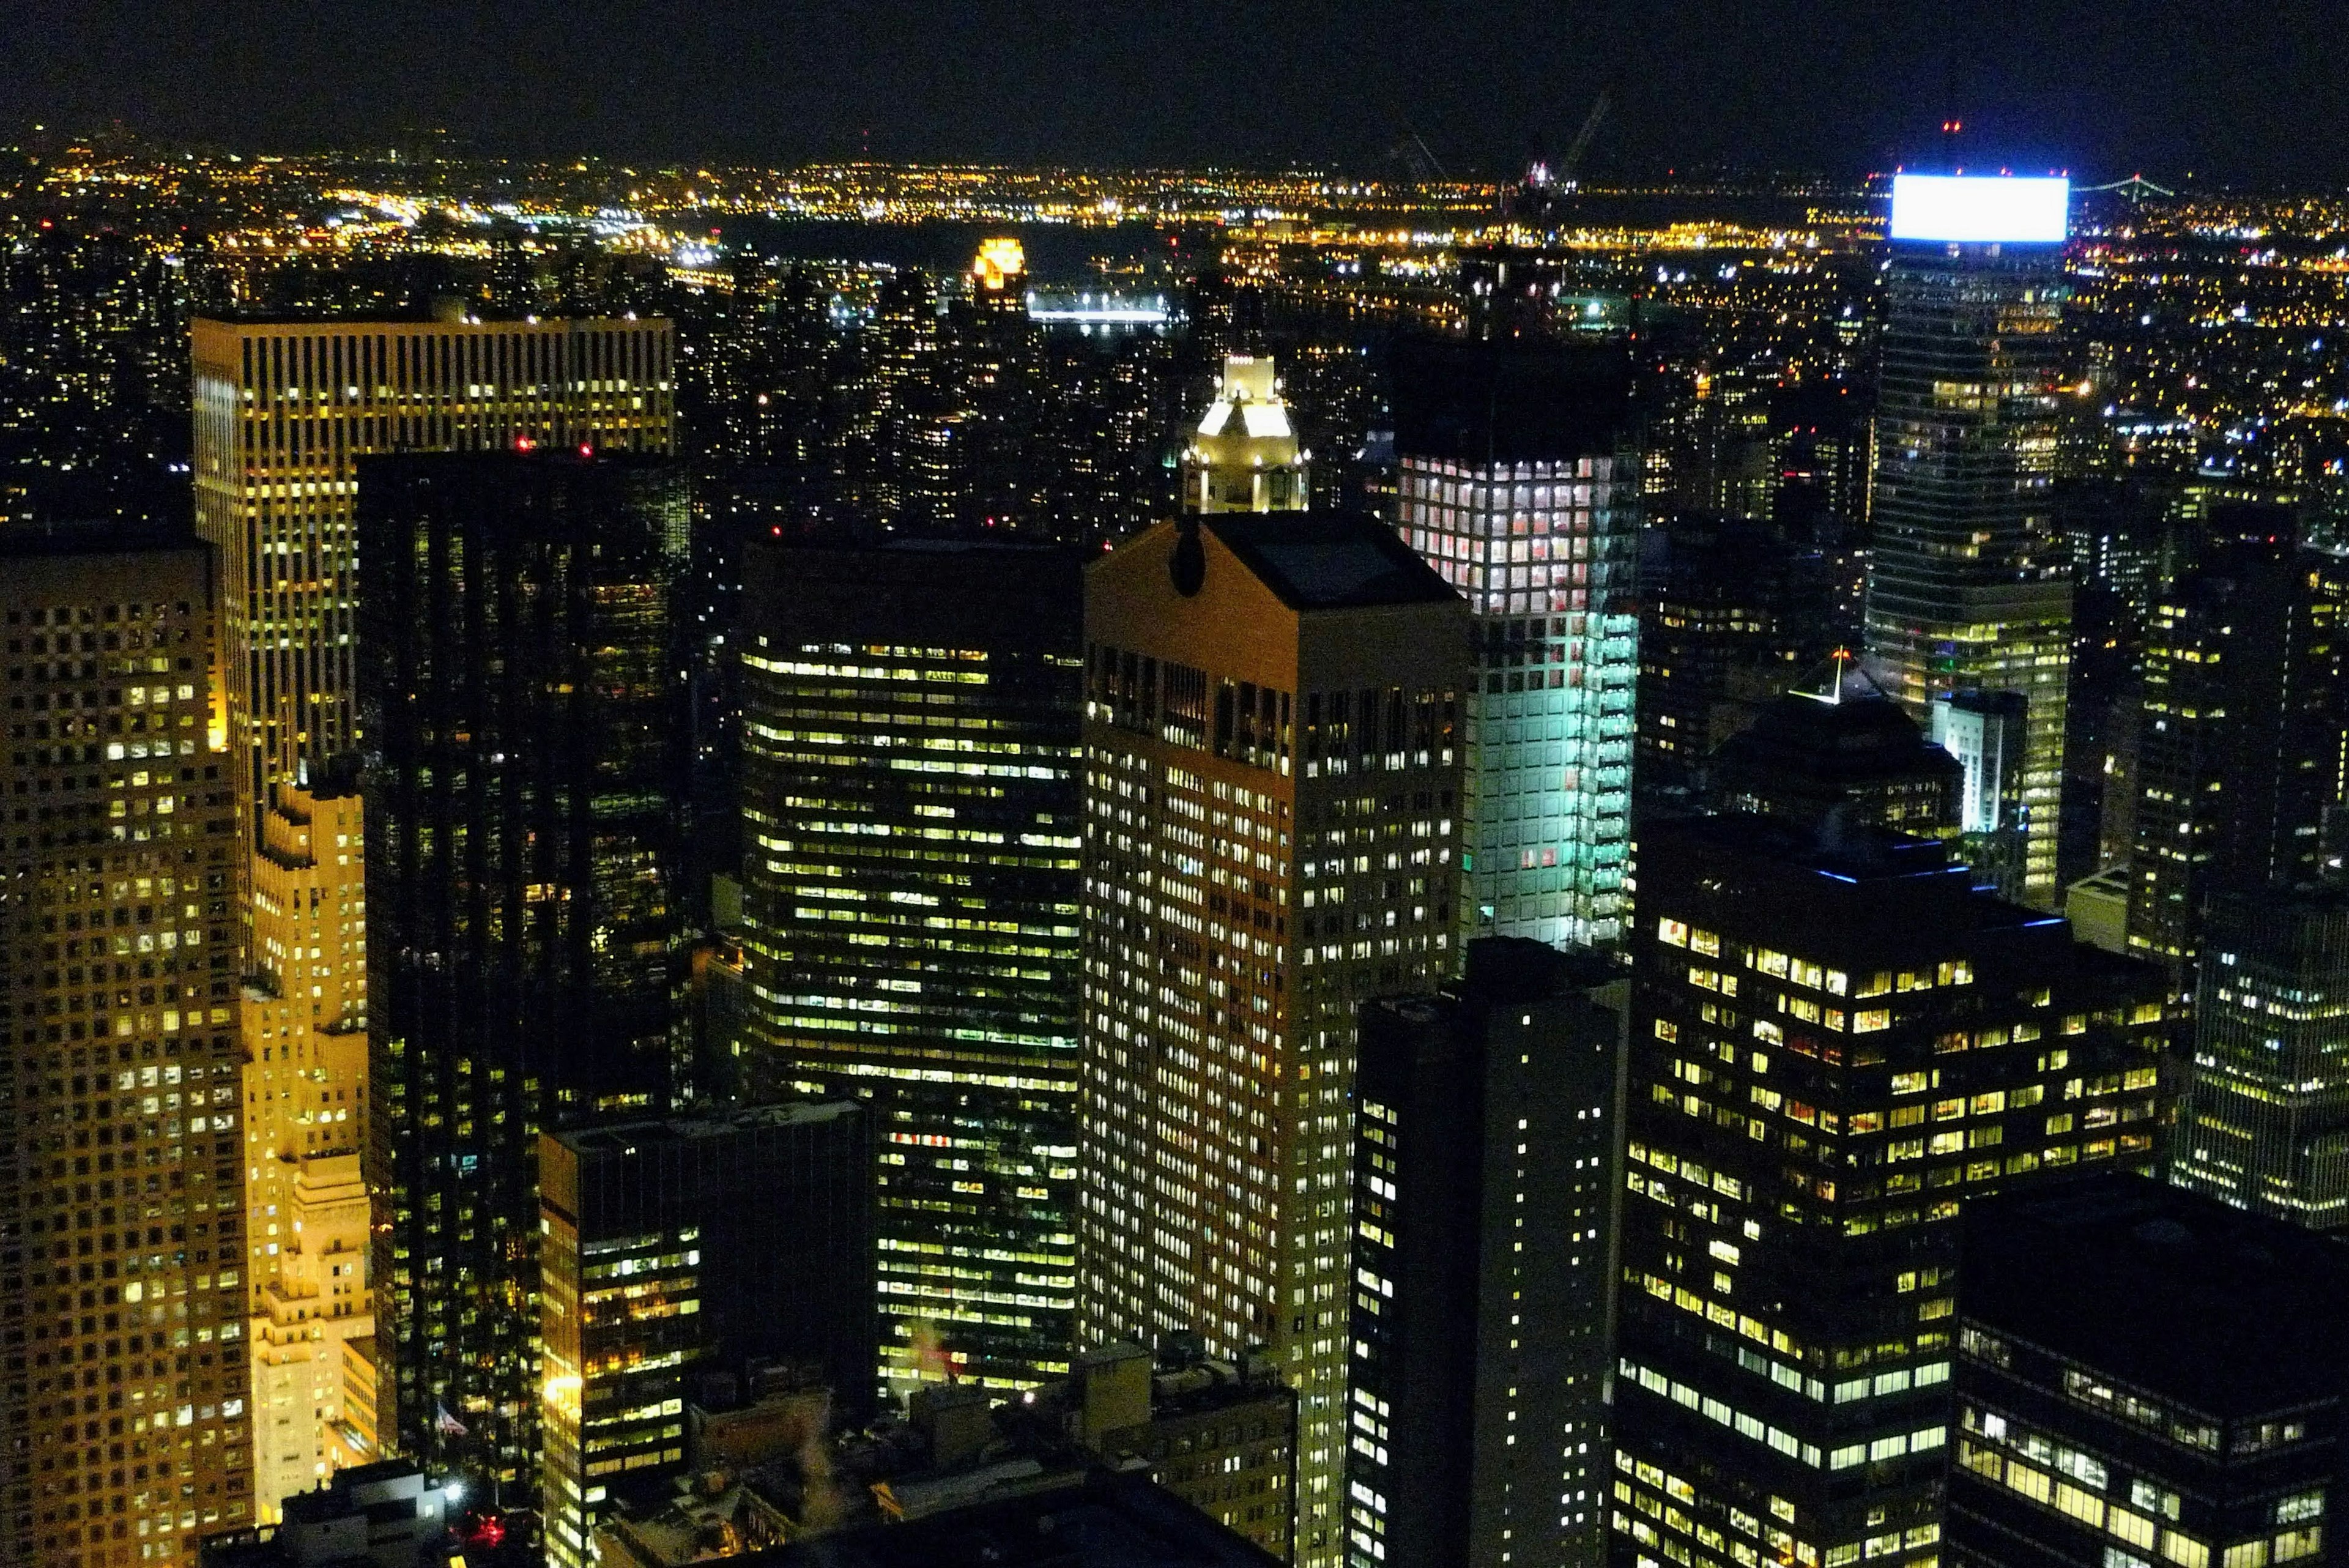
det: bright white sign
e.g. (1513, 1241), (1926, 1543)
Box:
(1890, 174), (2069, 243)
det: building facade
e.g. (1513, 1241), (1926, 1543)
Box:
(1863, 176), (2073, 905)
(1610, 814), (2168, 1568)
(1950, 1175), (2349, 1568)
(355, 451), (688, 1493)
(1392, 339), (1639, 949)
(735, 540), (1085, 1392)
(0, 528), (250, 1568)
(2126, 534), (2347, 992)
(189, 315), (675, 803)
(239, 780), (375, 1518)
(1078, 513), (1470, 1567)
(538, 1103), (875, 1568)
(2171, 891), (2349, 1232)
(1346, 938), (1625, 1568)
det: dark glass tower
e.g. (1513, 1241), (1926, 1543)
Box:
(1347, 938), (1625, 1568)
(2124, 530), (2347, 993)
(356, 450), (688, 1493)
(735, 540), (1085, 1394)
(1864, 176), (2072, 905)
(1609, 813), (2167, 1568)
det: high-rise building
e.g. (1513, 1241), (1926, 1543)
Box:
(1633, 516), (1838, 812)
(538, 1102), (876, 1568)
(1392, 337), (1640, 949)
(2171, 891), (2349, 1231)
(1949, 1174), (2349, 1568)
(355, 450), (688, 1492)
(1078, 511), (1471, 1567)
(189, 315), (676, 805)
(0, 526), (249, 1568)
(1610, 813), (2168, 1568)
(735, 540), (1085, 1392)
(1181, 357), (1310, 515)
(240, 779), (375, 1517)
(1346, 938), (1625, 1568)
(1932, 690), (2032, 899)
(2125, 533), (2347, 990)
(1707, 658), (1962, 838)
(1863, 174), (2073, 905)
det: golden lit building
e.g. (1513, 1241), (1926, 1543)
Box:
(1180, 356), (1310, 514)
(1077, 513), (1469, 1567)
(238, 781), (374, 1519)
(0, 526), (250, 1568)
(188, 314), (678, 803)
(971, 236), (1027, 295)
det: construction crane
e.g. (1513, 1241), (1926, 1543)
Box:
(1556, 79), (1615, 189)
(1389, 129), (1447, 184)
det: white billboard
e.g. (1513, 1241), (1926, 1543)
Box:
(1890, 174), (2069, 244)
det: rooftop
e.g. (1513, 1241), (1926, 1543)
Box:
(1200, 513), (1457, 611)
(1961, 1174), (2349, 1419)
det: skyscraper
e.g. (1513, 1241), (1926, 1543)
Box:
(355, 450), (688, 1493)
(2125, 532), (2347, 990)
(735, 540), (1086, 1392)
(189, 314), (677, 803)
(1610, 813), (2167, 1568)
(1863, 174), (2073, 905)
(1950, 1175), (2349, 1568)
(239, 778), (376, 1517)
(538, 1102), (876, 1568)
(1181, 357), (1310, 515)
(0, 526), (249, 1568)
(2171, 891), (2349, 1231)
(1346, 938), (1625, 1568)
(1392, 337), (1639, 949)
(1707, 660), (1962, 839)
(1078, 512), (1470, 1567)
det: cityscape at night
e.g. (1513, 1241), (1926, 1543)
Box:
(5, 6), (2349, 1568)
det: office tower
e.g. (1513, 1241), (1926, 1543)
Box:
(1932, 691), (2032, 897)
(190, 314), (676, 805)
(1635, 516), (1842, 812)
(1181, 357), (1310, 515)
(239, 779), (375, 1519)
(1950, 1175), (2349, 1568)
(1078, 512), (1470, 1568)
(2172, 891), (2349, 1230)
(736, 540), (1085, 1392)
(1610, 814), (2167, 1568)
(2126, 534), (2347, 990)
(1708, 660), (1961, 837)
(1346, 938), (1625, 1568)
(355, 451), (688, 1492)
(538, 1103), (877, 1568)
(1056, 1342), (1299, 1559)
(1392, 336), (1639, 949)
(0, 527), (248, 1568)
(1864, 174), (2073, 905)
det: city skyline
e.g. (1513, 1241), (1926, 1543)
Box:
(9, 34), (2349, 1568)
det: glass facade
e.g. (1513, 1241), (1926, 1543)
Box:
(736, 543), (1085, 1394)
(356, 452), (688, 1493)
(1400, 455), (1639, 949)
(1865, 240), (2071, 904)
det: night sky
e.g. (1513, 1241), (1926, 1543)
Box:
(6, 0), (2345, 184)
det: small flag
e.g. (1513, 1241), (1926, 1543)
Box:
(435, 1401), (469, 1438)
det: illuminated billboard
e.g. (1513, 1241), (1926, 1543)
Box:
(1889, 174), (2069, 244)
